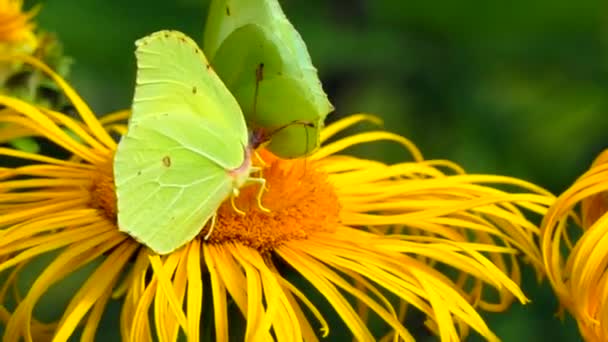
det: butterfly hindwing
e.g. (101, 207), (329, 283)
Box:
(114, 114), (233, 254)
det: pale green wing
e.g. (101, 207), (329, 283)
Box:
(114, 30), (249, 254)
(114, 114), (234, 254)
(203, 0), (333, 158)
(134, 30), (248, 163)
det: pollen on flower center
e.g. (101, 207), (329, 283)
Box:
(207, 157), (341, 251)
(91, 154), (340, 252)
(90, 160), (117, 221)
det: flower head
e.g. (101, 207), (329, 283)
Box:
(0, 0), (37, 51)
(541, 149), (608, 341)
(0, 56), (553, 341)
(0, 0), (38, 81)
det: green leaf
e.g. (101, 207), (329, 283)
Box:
(203, 0), (333, 158)
(9, 137), (40, 154)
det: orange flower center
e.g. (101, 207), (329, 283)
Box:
(207, 158), (341, 251)
(581, 149), (608, 229)
(90, 159), (117, 221)
(91, 155), (341, 252)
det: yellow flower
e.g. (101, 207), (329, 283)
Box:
(0, 0), (38, 81)
(541, 149), (608, 342)
(0, 56), (552, 341)
(0, 0), (37, 47)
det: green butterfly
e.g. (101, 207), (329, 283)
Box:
(114, 31), (267, 255)
(204, 0), (334, 158)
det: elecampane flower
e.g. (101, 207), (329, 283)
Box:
(0, 0), (38, 81)
(0, 0), (72, 155)
(541, 149), (608, 342)
(0, 56), (553, 341)
(0, 0), (37, 50)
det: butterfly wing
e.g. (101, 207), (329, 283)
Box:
(133, 30), (248, 162)
(114, 115), (234, 254)
(114, 30), (249, 254)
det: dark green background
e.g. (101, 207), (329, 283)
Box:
(26, 0), (607, 340)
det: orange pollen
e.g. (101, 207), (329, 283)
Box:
(581, 150), (608, 229)
(90, 160), (117, 221)
(582, 192), (608, 230)
(0, 1), (35, 43)
(206, 158), (341, 251)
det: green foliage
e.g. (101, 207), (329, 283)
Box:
(204, 0), (333, 158)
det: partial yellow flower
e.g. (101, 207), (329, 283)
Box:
(0, 0), (38, 81)
(0, 55), (552, 341)
(0, 0), (37, 47)
(541, 149), (608, 342)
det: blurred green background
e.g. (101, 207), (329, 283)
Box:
(25, 0), (608, 340)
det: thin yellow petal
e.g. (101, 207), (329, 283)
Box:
(0, 147), (95, 169)
(186, 240), (203, 342)
(0, 54), (115, 149)
(314, 131), (423, 162)
(148, 254), (189, 339)
(53, 241), (136, 341)
(320, 113), (383, 143)
(277, 247), (374, 341)
(204, 245), (229, 342)
(0, 104), (104, 164)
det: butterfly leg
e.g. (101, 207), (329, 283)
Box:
(247, 177), (271, 213)
(230, 188), (246, 216)
(203, 213), (217, 240)
(249, 166), (269, 190)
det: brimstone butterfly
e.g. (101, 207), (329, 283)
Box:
(203, 0), (334, 158)
(113, 30), (267, 255)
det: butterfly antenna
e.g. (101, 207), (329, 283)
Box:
(267, 120), (315, 138)
(269, 121), (314, 179)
